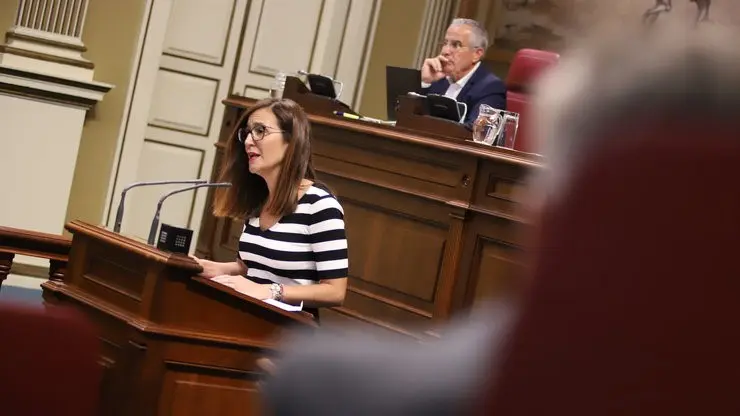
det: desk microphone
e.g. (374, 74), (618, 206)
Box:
(147, 182), (231, 248)
(113, 179), (207, 233)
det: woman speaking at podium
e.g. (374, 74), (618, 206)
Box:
(193, 98), (348, 317)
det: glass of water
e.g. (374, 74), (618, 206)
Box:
(472, 104), (503, 144)
(492, 111), (519, 149)
(269, 72), (287, 99)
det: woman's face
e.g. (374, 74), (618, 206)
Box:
(243, 107), (289, 177)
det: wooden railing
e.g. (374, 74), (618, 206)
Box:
(0, 226), (71, 291)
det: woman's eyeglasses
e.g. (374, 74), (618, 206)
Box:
(237, 124), (285, 143)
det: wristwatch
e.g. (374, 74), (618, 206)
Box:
(269, 283), (284, 301)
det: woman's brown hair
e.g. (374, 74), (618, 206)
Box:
(213, 98), (318, 219)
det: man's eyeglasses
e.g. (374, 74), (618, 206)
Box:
(237, 124), (285, 143)
(439, 39), (467, 51)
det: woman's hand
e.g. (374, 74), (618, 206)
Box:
(192, 257), (226, 278)
(191, 257), (244, 278)
(212, 275), (271, 300)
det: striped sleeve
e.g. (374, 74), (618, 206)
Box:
(309, 195), (348, 280)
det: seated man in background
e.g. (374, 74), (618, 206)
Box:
(421, 18), (506, 126)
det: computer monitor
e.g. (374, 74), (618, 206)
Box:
(385, 66), (422, 120)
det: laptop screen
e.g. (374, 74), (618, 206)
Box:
(385, 66), (422, 120)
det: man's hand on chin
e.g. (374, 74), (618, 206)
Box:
(421, 55), (451, 84)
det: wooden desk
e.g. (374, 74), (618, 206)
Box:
(196, 94), (543, 338)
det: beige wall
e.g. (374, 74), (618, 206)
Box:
(0, 0), (17, 33)
(358, 0), (428, 119)
(65, 0), (149, 228)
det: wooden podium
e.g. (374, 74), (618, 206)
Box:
(42, 220), (316, 416)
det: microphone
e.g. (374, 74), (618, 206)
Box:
(113, 179), (207, 233)
(147, 182), (231, 247)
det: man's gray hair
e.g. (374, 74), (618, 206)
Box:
(451, 18), (489, 50)
(529, 23), (740, 204)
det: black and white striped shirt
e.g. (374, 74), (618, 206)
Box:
(238, 185), (349, 288)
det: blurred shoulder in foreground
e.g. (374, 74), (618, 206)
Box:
(260, 302), (515, 416)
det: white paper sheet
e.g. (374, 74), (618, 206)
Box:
(264, 299), (303, 312)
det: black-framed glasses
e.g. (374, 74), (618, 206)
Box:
(237, 124), (285, 143)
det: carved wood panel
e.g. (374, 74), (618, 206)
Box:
(142, 336), (268, 415)
(158, 361), (261, 415)
(454, 214), (530, 313)
(323, 177), (449, 333)
(471, 155), (532, 220)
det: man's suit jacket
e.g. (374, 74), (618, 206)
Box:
(423, 64), (507, 127)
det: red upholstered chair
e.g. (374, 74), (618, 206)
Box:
(0, 302), (102, 415)
(480, 125), (740, 414)
(505, 48), (559, 153)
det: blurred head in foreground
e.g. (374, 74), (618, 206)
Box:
(529, 22), (740, 213)
(485, 22), (740, 415)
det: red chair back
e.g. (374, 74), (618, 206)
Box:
(484, 125), (740, 414)
(505, 48), (559, 153)
(0, 302), (101, 415)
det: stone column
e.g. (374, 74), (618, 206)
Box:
(0, 0), (112, 272)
